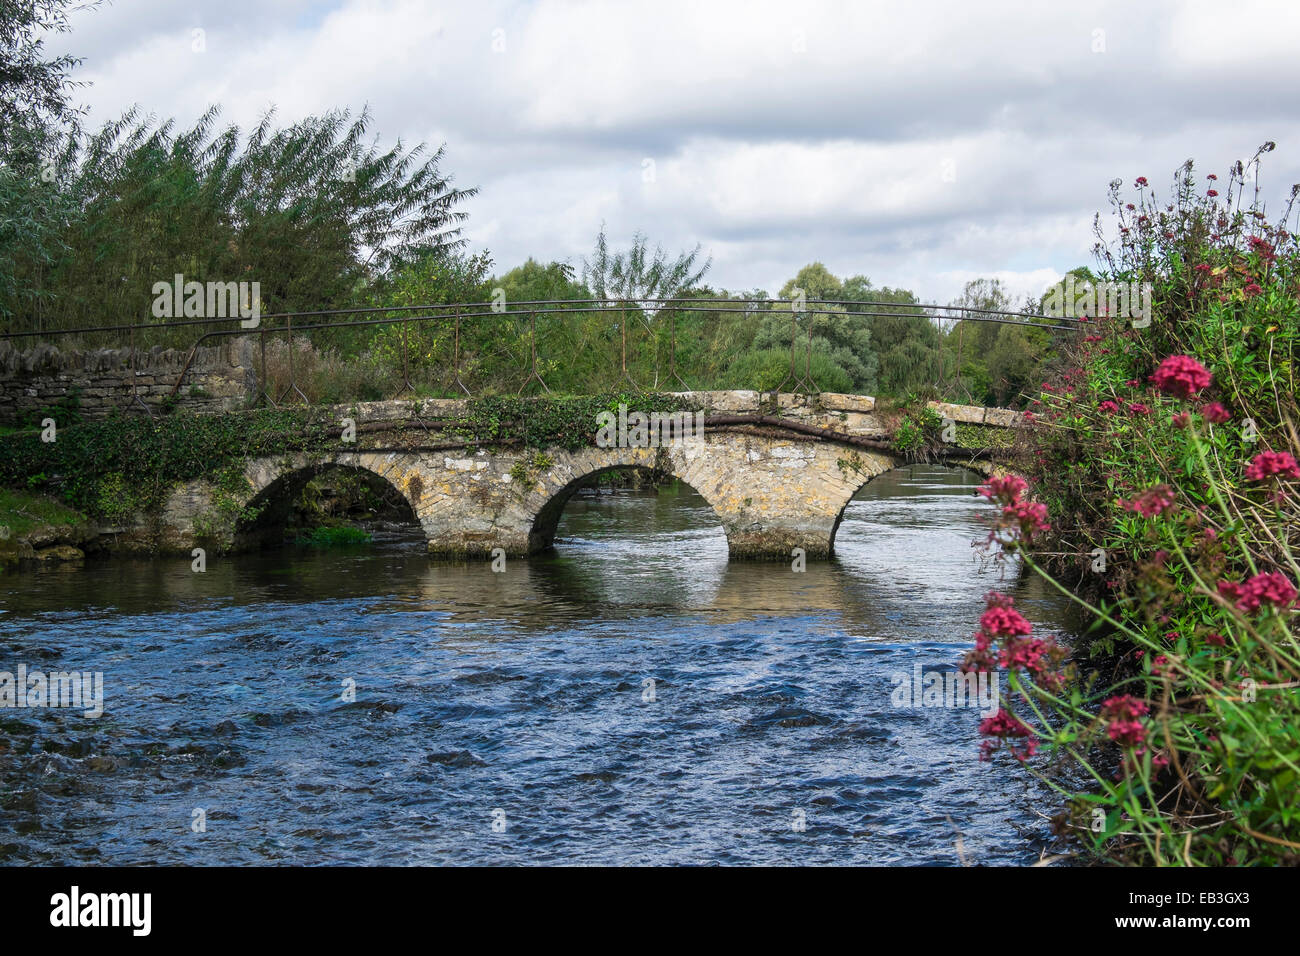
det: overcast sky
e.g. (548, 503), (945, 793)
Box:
(49, 0), (1300, 304)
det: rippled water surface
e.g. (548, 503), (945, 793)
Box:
(1, 466), (1074, 865)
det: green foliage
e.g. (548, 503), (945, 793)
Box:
(444, 392), (701, 451)
(581, 226), (711, 304)
(0, 486), (85, 536)
(0, 407), (334, 519)
(192, 463), (262, 542)
(293, 525), (371, 548)
(94, 471), (149, 525)
(722, 347), (852, 393)
(0, 0), (98, 156)
(942, 277), (1055, 407)
(892, 406), (942, 453)
(4, 105), (477, 333)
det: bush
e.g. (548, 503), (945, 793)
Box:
(976, 148), (1300, 865)
(721, 348), (853, 393)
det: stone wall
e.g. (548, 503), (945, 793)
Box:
(0, 337), (257, 423)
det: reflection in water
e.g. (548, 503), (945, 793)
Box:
(0, 466), (1072, 865)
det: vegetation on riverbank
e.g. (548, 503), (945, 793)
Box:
(977, 149), (1300, 865)
(0, 486), (85, 537)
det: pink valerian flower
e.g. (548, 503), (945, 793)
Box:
(1099, 695), (1149, 748)
(1124, 378), (1140, 386)
(1244, 450), (1300, 482)
(1204, 632), (1226, 647)
(1127, 402), (1151, 416)
(979, 474), (1050, 545)
(978, 474), (1028, 504)
(1118, 483), (1176, 518)
(1108, 721), (1145, 746)
(1218, 572), (1298, 613)
(980, 600), (1032, 638)
(1201, 402), (1231, 424)
(960, 630), (997, 674)
(1135, 176), (1148, 187)
(1248, 236), (1277, 262)
(1243, 282), (1263, 298)
(1101, 695), (1149, 721)
(1171, 411), (1191, 428)
(978, 709), (1038, 762)
(1098, 400), (1120, 414)
(965, 593), (1065, 694)
(998, 634), (1066, 692)
(1151, 354), (1213, 399)
(1207, 189), (1219, 198)
(1002, 499), (1050, 541)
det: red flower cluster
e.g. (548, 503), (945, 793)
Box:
(977, 710), (1038, 762)
(1244, 450), (1300, 482)
(1127, 402), (1151, 416)
(1100, 695), (1149, 748)
(978, 474), (1051, 545)
(978, 474), (1028, 504)
(1118, 484), (1176, 518)
(981, 597), (1032, 637)
(964, 592), (1065, 704)
(1218, 572), (1298, 613)
(1201, 402), (1231, 424)
(1151, 354), (1212, 400)
(1004, 499), (1050, 539)
(1000, 635), (1065, 693)
(1248, 235), (1277, 263)
(1098, 400), (1119, 414)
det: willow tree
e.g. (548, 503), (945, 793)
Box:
(580, 227), (712, 388)
(5, 105), (478, 337)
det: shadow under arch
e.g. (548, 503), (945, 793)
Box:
(528, 463), (731, 554)
(235, 461), (423, 549)
(828, 459), (990, 556)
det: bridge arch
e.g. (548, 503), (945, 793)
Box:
(230, 453), (427, 547)
(522, 447), (734, 554)
(827, 458), (994, 555)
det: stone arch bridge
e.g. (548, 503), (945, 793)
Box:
(162, 391), (1021, 561)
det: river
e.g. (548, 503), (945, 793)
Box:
(0, 465), (1074, 865)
